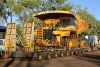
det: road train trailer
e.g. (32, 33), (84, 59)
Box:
(3, 11), (89, 60)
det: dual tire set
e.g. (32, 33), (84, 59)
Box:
(33, 49), (84, 61)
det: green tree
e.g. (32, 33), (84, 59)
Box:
(11, 0), (40, 23)
(9, 0), (73, 23)
(39, 0), (73, 11)
(16, 24), (23, 43)
(16, 24), (23, 37)
(93, 21), (100, 37)
(0, 0), (15, 23)
(0, 0), (8, 23)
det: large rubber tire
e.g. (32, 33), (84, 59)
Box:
(36, 52), (43, 61)
(63, 51), (67, 56)
(70, 51), (74, 56)
(53, 53), (58, 58)
(81, 50), (84, 54)
(47, 54), (51, 59)
(60, 52), (64, 57)
(74, 51), (78, 55)
(38, 54), (42, 60)
(66, 52), (69, 56)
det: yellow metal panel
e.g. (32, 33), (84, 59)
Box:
(60, 31), (71, 36)
(53, 30), (71, 36)
(33, 10), (75, 17)
(33, 10), (80, 21)
(75, 19), (89, 34)
(23, 22), (34, 48)
(56, 36), (60, 42)
(44, 19), (59, 25)
(4, 23), (16, 50)
(53, 31), (60, 35)
(69, 40), (73, 48)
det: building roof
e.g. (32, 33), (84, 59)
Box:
(0, 26), (6, 32)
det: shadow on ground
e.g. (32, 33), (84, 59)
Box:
(76, 53), (100, 66)
(26, 57), (50, 67)
(3, 58), (14, 67)
(82, 54), (100, 60)
(14, 58), (26, 67)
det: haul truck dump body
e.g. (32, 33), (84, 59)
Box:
(32, 11), (89, 60)
(33, 11), (88, 34)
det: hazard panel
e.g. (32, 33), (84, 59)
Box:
(23, 22), (34, 48)
(4, 23), (16, 51)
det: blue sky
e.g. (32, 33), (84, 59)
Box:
(67, 0), (100, 20)
(7, 0), (100, 23)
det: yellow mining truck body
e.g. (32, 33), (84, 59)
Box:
(33, 11), (89, 48)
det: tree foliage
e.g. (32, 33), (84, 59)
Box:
(0, 0), (100, 37)
(16, 24), (23, 37)
(39, 0), (73, 11)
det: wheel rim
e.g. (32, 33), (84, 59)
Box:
(71, 52), (74, 55)
(48, 54), (51, 59)
(66, 52), (69, 56)
(61, 53), (63, 57)
(38, 55), (42, 60)
(55, 54), (58, 58)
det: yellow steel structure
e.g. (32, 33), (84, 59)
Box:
(33, 10), (89, 35)
(33, 10), (89, 48)
(4, 23), (16, 58)
(23, 22), (34, 56)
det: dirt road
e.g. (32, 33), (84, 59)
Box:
(0, 51), (100, 67)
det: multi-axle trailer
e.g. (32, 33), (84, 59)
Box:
(3, 11), (89, 60)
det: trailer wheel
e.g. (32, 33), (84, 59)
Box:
(66, 52), (69, 56)
(38, 54), (42, 60)
(63, 51), (66, 56)
(60, 52), (64, 57)
(36, 52), (43, 61)
(70, 51), (74, 56)
(79, 49), (83, 54)
(54, 53), (58, 58)
(81, 50), (84, 54)
(47, 54), (51, 59)
(74, 51), (78, 55)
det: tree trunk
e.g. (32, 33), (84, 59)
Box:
(5, 17), (7, 23)
(11, 13), (12, 23)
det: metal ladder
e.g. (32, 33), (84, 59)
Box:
(37, 28), (43, 43)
